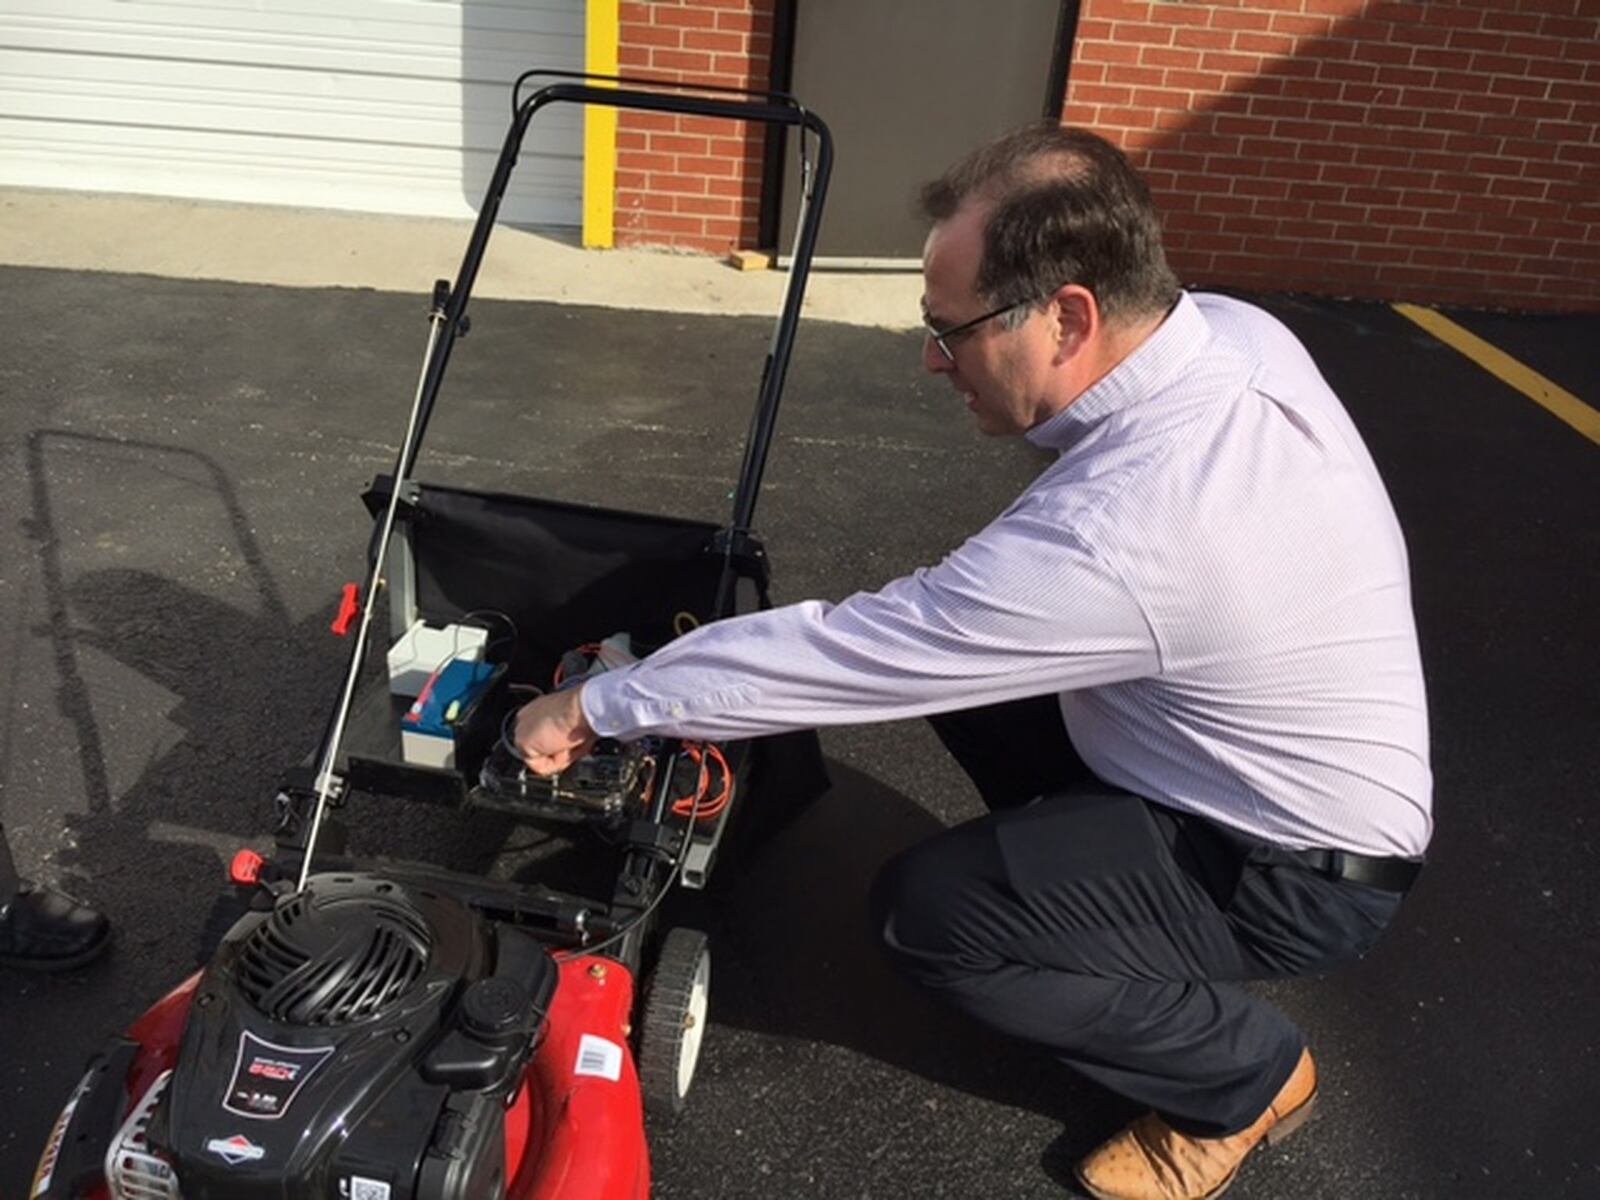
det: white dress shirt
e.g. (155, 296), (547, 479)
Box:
(582, 292), (1433, 858)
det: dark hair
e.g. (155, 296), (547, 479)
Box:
(919, 124), (1180, 324)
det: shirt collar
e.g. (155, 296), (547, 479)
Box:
(1025, 290), (1209, 452)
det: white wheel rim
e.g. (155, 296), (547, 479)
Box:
(676, 949), (710, 1097)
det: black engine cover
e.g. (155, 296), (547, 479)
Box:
(151, 873), (557, 1200)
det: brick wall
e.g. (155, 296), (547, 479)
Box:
(1062, 0), (1600, 311)
(615, 0), (774, 254)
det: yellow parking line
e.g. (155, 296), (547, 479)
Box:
(1392, 303), (1600, 447)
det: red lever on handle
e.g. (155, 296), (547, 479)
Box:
(331, 584), (360, 636)
(230, 848), (264, 886)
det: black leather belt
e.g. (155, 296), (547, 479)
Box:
(1291, 849), (1423, 893)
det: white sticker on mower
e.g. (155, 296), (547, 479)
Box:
(30, 1069), (90, 1197)
(574, 1034), (624, 1082)
(344, 1176), (392, 1200)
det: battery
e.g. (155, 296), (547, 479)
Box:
(400, 658), (501, 770)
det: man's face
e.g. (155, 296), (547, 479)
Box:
(920, 204), (1059, 437)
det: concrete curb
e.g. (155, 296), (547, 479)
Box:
(0, 188), (923, 330)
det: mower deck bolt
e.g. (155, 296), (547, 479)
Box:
(589, 963), (608, 980)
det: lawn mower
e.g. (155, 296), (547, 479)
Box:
(29, 72), (833, 1200)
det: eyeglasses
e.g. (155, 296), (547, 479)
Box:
(922, 297), (1038, 363)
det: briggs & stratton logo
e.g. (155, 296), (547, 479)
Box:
(206, 1134), (267, 1165)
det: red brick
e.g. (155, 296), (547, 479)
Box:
(1374, 65), (1434, 88)
(624, 151), (678, 172)
(1427, 111), (1488, 135)
(1270, 13), (1333, 37)
(1478, 115), (1542, 138)
(1350, 40), (1417, 67)
(1174, 28), (1235, 51)
(1279, 78), (1345, 102)
(1316, 61), (1378, 84)
(1104, 64), (1168, 86)
(649, 133), (709, 155)
(1098, 106), (1162, 130)
(1248, 96), (1310, 119)
(1165, 69), (1229, 91)
(684, 30), (746, 53)
(1472, 53), (1533, 75)
(648, 171), (712, 194)
(1274, 119), (1337, 143)
(714, 10), (759, 33)
(1132, 88), (1191, 109)
(1534, 120), (1591, 141)
(1233, 177), (1294, 199)
(1484, 9), (1546, 36)
(1211, 114), (1276, 137)
(1200, 52), (1264, 74)
(1175, 132), (1240, 155)
(1115, 22), (1175, 45)
(1449, 30), (1512, 54)
(1492, 74), (1556, 99)
(1540, 16), (1599, 40)
(675, 194), (737, 217)
(1079, 41), (1143, 65)
(1456, 92), (1519, 116)
(1207, 155), (1269, 177)
(624, 22), (683, 49)
(654, 4), (718, 29)
(1209, 9), (1273, 32)
(1076, 84), (1135, 105)
(649, 48), (715, 73)
(1234, 32), (1297, 56)
(1140, 46), (1205, 69)
(1502, 34), (1569, 61)
(1412, 48), (1476, 72)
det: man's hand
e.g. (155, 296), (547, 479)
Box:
(512, 685), (597, 776)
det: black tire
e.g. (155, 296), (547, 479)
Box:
(636, 926), (711, 1119)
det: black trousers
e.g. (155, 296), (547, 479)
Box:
(872, 695), (1406, 1137)
(0, 822), (20, 905)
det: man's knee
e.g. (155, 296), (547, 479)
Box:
(870, 825), (1008, 978)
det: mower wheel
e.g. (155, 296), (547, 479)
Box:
(636, 926), (711, 1118)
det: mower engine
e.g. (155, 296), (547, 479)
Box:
(109, 873), (556, 1200)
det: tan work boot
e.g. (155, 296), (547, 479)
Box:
(1074, 1049), (1317, 1200)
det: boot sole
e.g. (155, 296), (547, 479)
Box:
(0, 931), (111, 972)
(1201, 1089), (1318, 1200)
(1073, 1089), (1317, 1200)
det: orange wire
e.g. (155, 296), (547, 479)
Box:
(552, 642), (604, 687)
(671, 742), (733, 820)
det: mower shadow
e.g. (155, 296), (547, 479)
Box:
(685, 760), (1133, 1150)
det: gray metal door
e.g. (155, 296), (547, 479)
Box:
(777, 0), (1069, 262)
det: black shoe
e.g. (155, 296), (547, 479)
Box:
(0, 883), (111, 971)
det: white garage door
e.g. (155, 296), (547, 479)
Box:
(0, 0), (585, 225)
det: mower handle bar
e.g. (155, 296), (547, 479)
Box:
(512, 68), (808, 117)
(405, 73), (833, 619)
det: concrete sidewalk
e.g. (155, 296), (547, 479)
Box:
(0, 187), (923, 329)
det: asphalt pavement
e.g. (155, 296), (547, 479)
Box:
(0, 264), (1596, 1199)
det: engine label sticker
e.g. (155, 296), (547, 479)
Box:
(29, 1067), (92, 1197)
(223, 1031), (335, 1120)
(343, 1177), (393, 1200)
(207, 1134), (267, 1165)
(574, 1033), (624, 1082)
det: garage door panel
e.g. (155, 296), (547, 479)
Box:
(0, 0), (584, 225)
